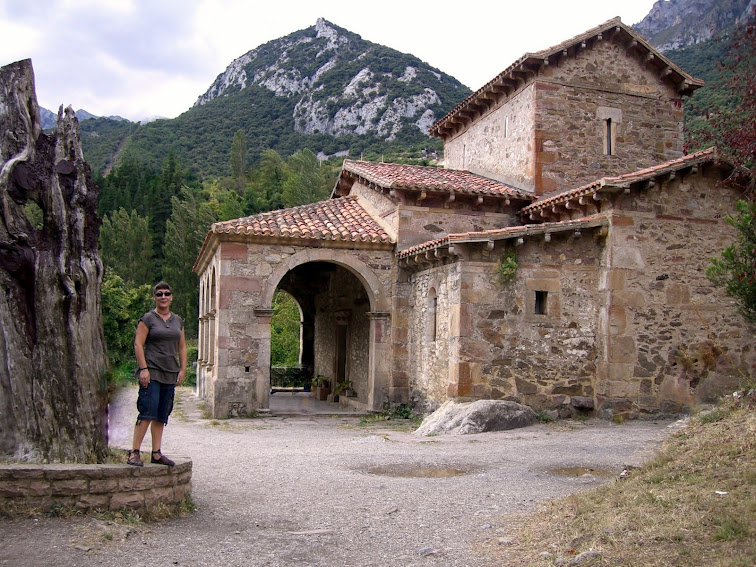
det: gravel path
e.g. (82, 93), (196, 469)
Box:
(0, 387), (681, 567)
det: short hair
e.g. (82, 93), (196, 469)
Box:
(153, 281), (172, 295)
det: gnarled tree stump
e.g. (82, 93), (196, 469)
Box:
(0, 59), (108, 462)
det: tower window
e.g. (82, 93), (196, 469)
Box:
(604, 118), (614, 155)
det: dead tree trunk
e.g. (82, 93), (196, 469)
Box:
(0, 59), (108, 463)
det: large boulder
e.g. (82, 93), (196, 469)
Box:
(414, 400), (537, 436)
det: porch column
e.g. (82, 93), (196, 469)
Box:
(367, 311), (391, 411)
(253, 308), (274, 410)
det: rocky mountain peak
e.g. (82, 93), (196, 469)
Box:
(191, 19), (469, 142)
(633, 0), (755, 51)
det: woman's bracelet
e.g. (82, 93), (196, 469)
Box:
(138, 367), (148, 371)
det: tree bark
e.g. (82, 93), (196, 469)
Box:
(0, 59), (108, 463)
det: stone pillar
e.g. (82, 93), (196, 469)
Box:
(368, 312), (391, 411)
(253, 308), (274, 411)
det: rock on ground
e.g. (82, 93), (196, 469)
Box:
(414, 400), (537, 436)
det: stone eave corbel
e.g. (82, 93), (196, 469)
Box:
(446, 190), (455, 208)
(482, 240), (494, 258)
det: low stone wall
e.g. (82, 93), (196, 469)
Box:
(0, 457), (191, 513)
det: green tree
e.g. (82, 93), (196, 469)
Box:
(270, 291), (301, 366)
(701, 9), (756, 323)
(230, 129), (248, 194)
(99, 208), (155, 284)
(162, 188), (217, 338)
(203, 178), (246, 221)
(707, 200), (756, 323)
(244, 148), (288, 213)
(101, 270), (152, 368)
(282, 148), (330, 207)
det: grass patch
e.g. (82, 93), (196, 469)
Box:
(481, 395), (756, 566)
(357, 405), (424, 431)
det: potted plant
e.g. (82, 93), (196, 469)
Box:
(311, 375), (331, 400)
(335, 380), (355, 397)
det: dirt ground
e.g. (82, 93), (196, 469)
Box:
(0, 387), (682, 567)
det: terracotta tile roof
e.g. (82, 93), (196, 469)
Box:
(430, 18), (704, 139)
(397, 215), (610, 259)
(211, 196), (393, 244)
(397, 214), (609, 259)
(340, 160), (535, 201)
(521, 147), (720, 217)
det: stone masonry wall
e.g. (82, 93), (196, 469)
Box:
(444, 83), (537, 191)
(406, 263), (458, 413)
(535, 40), (684, 193)
(442, 40), (684, 195)
(465, 234), (604, 416)
(393, 205), (517, 252)
(0, 459), (191, 513)
(598, 168), (756, 417)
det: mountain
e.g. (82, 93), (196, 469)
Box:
(113, 18), (470, 177)
(633, 0), (755, 51)
(195, 18), (464, 141)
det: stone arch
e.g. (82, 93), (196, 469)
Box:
(262, 248), (389, 313)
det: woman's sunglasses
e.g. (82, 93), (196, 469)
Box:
(155, 291), (172, 297)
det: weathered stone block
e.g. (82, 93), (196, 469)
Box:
(570, 396), (595, 410)
(109, 491), (145, 510)
(147, 486), (175, 504)
(50, 479), (88, 496)
(88, 479), (120, 494)
(609, 336), (636, 363)
(515, 377), (538, 395)
(666, 283), (690, 305)
(76, 493), (110, 510)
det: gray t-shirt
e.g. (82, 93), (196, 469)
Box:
(139, 310), (184, 383)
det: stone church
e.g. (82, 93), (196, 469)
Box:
(193, 18), (754, 420)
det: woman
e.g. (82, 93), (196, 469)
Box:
(127, 281), (187, 467)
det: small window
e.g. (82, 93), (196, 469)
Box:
(604, 118), (614, 156)
(504, 116), (509, 138)
(428, 289), (438, 342)
(534, 291), (548, 315)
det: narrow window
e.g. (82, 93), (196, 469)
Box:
(604, 118), (614, 155)
(535, 291), (548, 315)
(504, 116), (509, 138)
(428, 289), (438, 342)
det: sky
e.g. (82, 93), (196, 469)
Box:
(0, 0), (657, 122)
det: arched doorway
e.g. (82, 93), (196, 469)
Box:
(269, 261), (373, 411)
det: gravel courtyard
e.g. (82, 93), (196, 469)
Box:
(0, 387), (681, 567)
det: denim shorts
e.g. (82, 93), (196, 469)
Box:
(137, 380), (175, 424)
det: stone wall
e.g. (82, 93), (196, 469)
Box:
(444, 83), (537, 191)
(442, 40), (684, 195)
(466, 234), (603, 415)
(535, 42), (684, 191)
(392, 205), (516, 251)
(406, 263), (458, 412)
(0, 459), (191, 513)
(598, 168), (755, 417)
